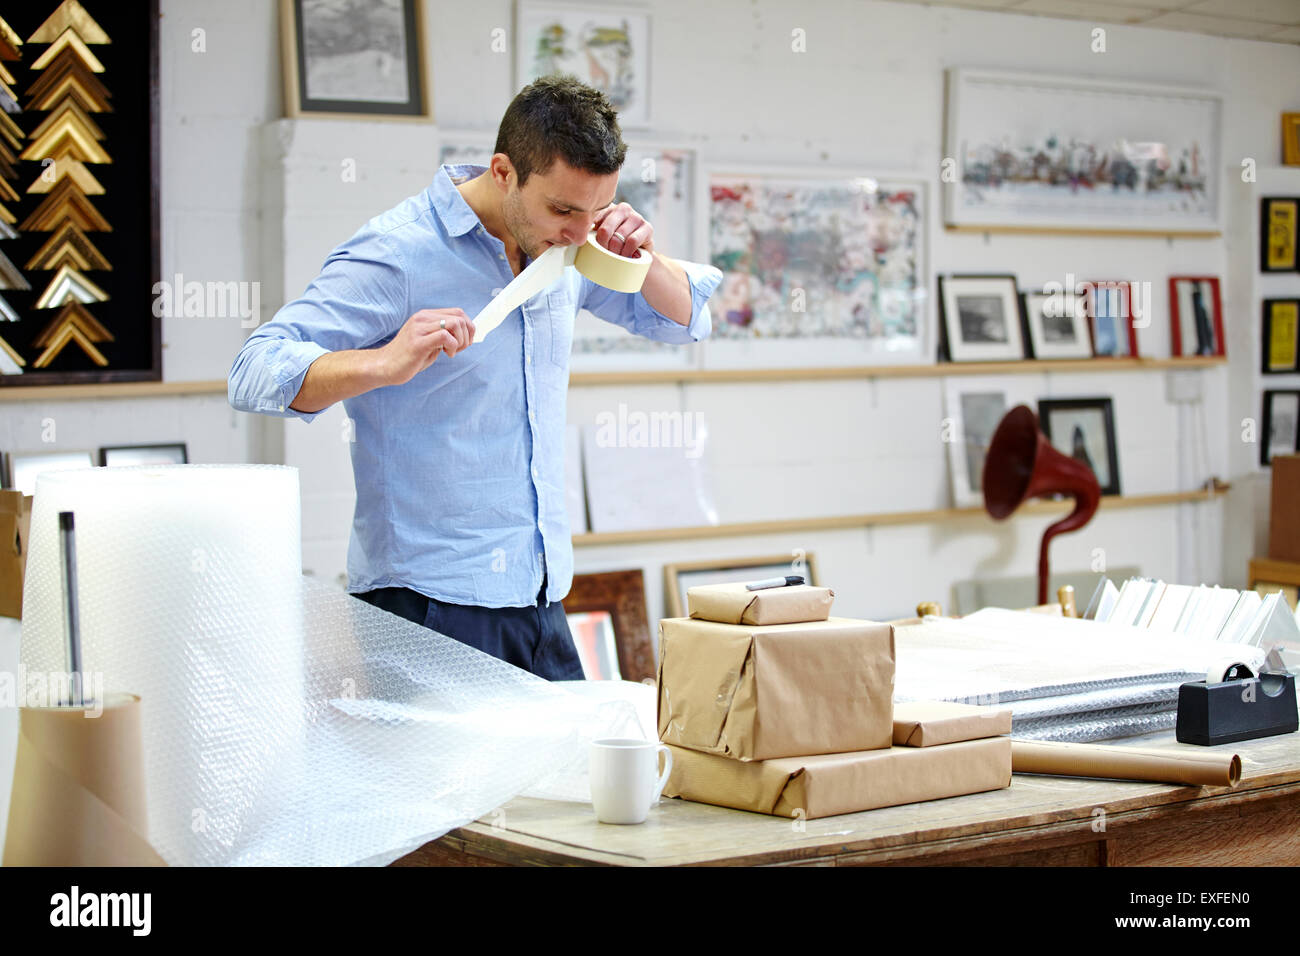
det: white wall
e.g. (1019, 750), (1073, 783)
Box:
(16, 0), (1295, 620)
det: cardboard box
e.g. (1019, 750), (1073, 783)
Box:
(892, 700), (1013, 747)
(1270, 455), (1300, 562)
(657, 616), (895, 761)
(0, 490), (31, 620)
(663, 737), (1012, 819)
(687, 583), (834, 626)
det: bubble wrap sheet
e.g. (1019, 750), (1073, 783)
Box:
(19, 465), (642, 866)
(894, 608), (1268, 743)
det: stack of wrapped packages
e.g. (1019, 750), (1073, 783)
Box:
(658, 583), (1014, 819)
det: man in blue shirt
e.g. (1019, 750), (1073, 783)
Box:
(228, 77), (720, 680)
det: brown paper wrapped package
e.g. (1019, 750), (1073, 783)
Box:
(687, 583), (834, 626)
(657, 616), (895, 761)
(664, 737), (1012, 819)
(893, 700), (1013, 747)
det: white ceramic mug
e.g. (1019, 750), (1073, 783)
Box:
(589, 737), (673, 825)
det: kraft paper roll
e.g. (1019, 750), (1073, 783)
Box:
(3, 693), (165, 865)
(473, 233), (652, 342)
(1011, 740), (1241, 788)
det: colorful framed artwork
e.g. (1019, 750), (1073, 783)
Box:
(98, 442), (188, 467)
(1, 1), (162, 387)
(280, 0), (430, 119)
(663, 552), (818, 620)
(1022, 288), (1092, 360)
(1084, 281), (1140, 358)
(1263, 299), (1300, 375)
(1169, 276), (1225, 358)
(944, 376), (1036, 509)
(1262, 390), (1300, 467)
(515, 2), (650, 129)
(1261, 197), (1299, 273)
(944, 69), (1222, 235)
(702, 168), (928, 368)
(1037, 397), (1121, 496)
(563, 569), (653, 683)
(1283, 113), (1300, 167)
(937, 274), (1025, 363)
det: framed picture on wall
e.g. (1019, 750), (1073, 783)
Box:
(515, 2), (651, 128)
(1262, 390), (1300, 467)
(1260, 197), (1299, 272)
(663, 552), (818, 619)
(1037, 397), (1121, 496)
(943, 376), (1036, 509)
(1285, 114), (1300, 167)
(1022, 288), (1092, 360)
(1084, 281), (1140, 358)
(279, 0), (431, 119)
(702, 168), (928, 368)
(1, 1), (161, 387)
(1263, 299), (1300, 374)
(937, 274), (1024, 363)
(1169, 276), (1225, 358)
(944, 69), (1223, 235)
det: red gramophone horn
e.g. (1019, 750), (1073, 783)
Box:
(982, 405), (1101, 605)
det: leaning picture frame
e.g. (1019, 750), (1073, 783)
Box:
(1262, 390), (1300, 467)
(280, 0), (432, 120)
(1083, 280), (1140, 358)
(944, 376), (1038, 509)
(1022, 288), (1092, 360)
(1262, 299), (1300, 375)
(1260, 197), (1299, 273)
(563, 569), (654, 683)
(1037, 397), (1122, 496)
(937, 274), (1024, 363)
(663, 552), (818, 620)
(1169, 275), (1225, 359)
(99, 442), (189, 467)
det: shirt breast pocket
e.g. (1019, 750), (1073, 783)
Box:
(546, 290), (576, 369)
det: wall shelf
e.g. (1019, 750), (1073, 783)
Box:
(569, 356), (1227, 387)
(572, 486), (1229, 547)
(0, 379), (229, 402)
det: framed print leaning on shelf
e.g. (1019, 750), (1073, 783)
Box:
(1037, 397), (1121, 496)
(1262, 390), (1300, 467)
(1261, 197), (1299, 272)
(99, 443), (188, 467)
(944, 376), (1037, 509)
(1022, 288), (1092, 360)
(937, 274), (1024, 362)
(1169, 276), (1225, 358)
(1084, 281), (1140, 358)
(702, 168), (928, 368)
(663, 552), (818, 619)
(1262, 300), (1300, 374)
(944, 69), (1222, 235)
(280, 0), (430, 119)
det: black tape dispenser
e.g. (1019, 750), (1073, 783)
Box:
(1176, 661), (1298, 746)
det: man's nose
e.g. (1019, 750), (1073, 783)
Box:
(562, 216), (595, 244)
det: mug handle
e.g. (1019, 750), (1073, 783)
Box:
(652, 744), (673, 802)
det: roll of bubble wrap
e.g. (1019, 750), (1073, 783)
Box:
(19, 465), (638, 865)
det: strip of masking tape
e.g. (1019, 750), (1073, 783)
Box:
(472, 233), (652, 343)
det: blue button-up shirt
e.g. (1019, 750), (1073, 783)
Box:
(229, 164), (720, 607)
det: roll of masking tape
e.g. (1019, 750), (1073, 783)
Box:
(572, 233), (652, 293)
(1206, 661), (1254, 684)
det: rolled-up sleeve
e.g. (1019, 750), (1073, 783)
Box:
(228, 232), (409, 423)
(580, 257), (721, 345)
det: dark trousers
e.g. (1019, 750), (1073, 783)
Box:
(355, 578), (584, 682)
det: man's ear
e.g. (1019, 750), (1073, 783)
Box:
(488, 153), (515, 192)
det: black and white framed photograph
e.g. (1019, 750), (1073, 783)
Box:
(1169, 275), (1225, 358)
(1262, 390), (1300, 467)
(280, 0), (430, 119)
(1037, 397), (1121, 496)
(938, 274), (1025, 362)
(943, 376), (1035, 509)
(1022, 289), (1093, 360)
(99, 443), (189, 467)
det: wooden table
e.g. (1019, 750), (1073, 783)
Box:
(393, 728), (1300, 866)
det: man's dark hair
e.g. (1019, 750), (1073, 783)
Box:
(494, 75), (627, 186)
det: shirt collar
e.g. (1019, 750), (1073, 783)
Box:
(431, 163), (487, 237)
